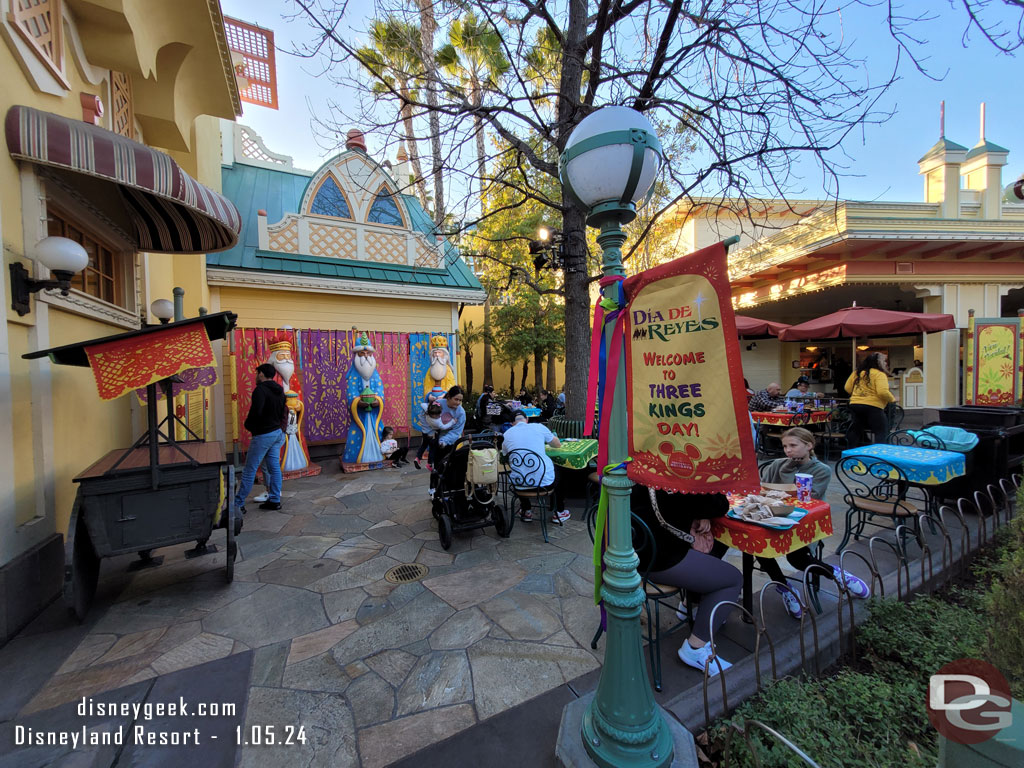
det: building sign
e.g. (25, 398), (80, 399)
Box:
(965, 314), (1024, 406)
(624, 242), (758, 494)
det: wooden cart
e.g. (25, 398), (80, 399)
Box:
(24, 312), (239, 620)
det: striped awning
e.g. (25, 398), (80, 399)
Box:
(5, 105), (241, 254)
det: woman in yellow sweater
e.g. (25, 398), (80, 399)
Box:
(845, 352), (895, 447)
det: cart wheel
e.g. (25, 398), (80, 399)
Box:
(439, 514), (453, 550)
(225, 465), (237, 583)
(492, 503), (513, 538)
(64, 490), (99, 622)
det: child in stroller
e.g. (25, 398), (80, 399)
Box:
(431, 433), (512, 549)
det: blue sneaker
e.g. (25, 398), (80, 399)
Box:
(776, 585), (803, 619)
(833, 566), (870, 599)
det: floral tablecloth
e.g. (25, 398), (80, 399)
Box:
(751, 410), (833, 426)
(546, 438), (598, 470)
(712, 498), (832, 557)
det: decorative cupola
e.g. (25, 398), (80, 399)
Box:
(345, 129), (367, 153)
(961, 103), (1009, 219)
(394, 144), (410, 189)
(918, 101), (967, 219)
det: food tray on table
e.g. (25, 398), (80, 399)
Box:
(726, 505), (809, 530)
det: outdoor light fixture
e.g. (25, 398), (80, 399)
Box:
(557, 106), (675, 767)
(747, 342), (758, 351)
(150, 299), (175, 324)
(528, 226), (565, 273)
(857, 345), (870, 351)
(10, 236), (89, 316)
(806, 346), (818, 352)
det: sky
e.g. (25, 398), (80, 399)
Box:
(221, 0), (1024, 205)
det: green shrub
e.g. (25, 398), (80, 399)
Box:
(983, 507), (1024, 699)
(715, 671), (934, 768)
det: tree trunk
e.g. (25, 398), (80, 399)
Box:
(399, 91), (430, 212)
(483, 298), (493, 386)
(464, 351), (474, 400)
(546, 353), (557, 392)
(508, 367), (515, 393)
(533, 348), (544, 394)
(521, 360), (529, 394)
(414, 0), (445, 226)
(557, 0), (591, 422)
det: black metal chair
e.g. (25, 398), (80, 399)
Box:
(886, 429), (947, 451)
(504, 448), (561, 543)
(835, 455), (921, 552)
(819, 405), (853, 461)
(885, 402), (905, 431)
(587, 510), (690, 692)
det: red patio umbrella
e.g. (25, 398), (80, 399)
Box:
(735, 315), (790, 338)
(777, 305), (956, 341)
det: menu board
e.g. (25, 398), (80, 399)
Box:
(623, 241), (758, 494)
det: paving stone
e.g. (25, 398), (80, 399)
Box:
(416, 548), (454, 567)
(358, 503), (396, 524)
(20, 653), (158, 714)
(257, 558), (340, 588)
(478, 591), (564, 641)
(338, 491), (374, 510)
(365, 649), (417, 687)
(233, 550), (286, 581)
(355, 594), (396, 624)
(239, 510), (291, 533)
(362, 579), (396, 598)
(357, 703), (477, 768)
(554, 566), (594, 598)
(148, 619), (203, 656)
(518, 551), (576, 574)
(422, 561), (527, 610)
(364, 523), (414, 546)
(302, 515), (374, 535)
(309, 556), (400, 593)
(467, 638), (597, 719)
(334, 478), (376, 497)
(251, 640), (290, 687)
(517, 573), (556, 594)
(345, 660), (370, 678)
(282, 652), (351, 693)
(385, 538), (424, 563)
(150, 631), (235, 675)
(239, 534), (295, 559)
(388, 581), (425, 610)
(54, 633), (118, 675)
(278, 535), (341, 559)
(545, 629), (581, 648)
(553, 530), (595, 556)
(93, 627), (168, 665)
(452, 547), (500, 569)
(202, 584), (329, 647)
(396, 650), (473, 716)
(323, 542), (381, 567)
(312, 496), (343, 507)
(429, 607), (492, 650)
(331, 591), (454, 665)
(345, 671), (395, 727)
(401, 638), (431, 657)
(278, 513), (316, 536)
(107, 578), (264, 621)
(323, 588), (368, 624)
(241, 687), (358, 768)
(288, 620), (360, 665)
(88, 607), (194, 637)
(560, 595), (605, 660)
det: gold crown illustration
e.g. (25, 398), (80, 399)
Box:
(430, 334), (448, 350)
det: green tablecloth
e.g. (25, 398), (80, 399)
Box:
(546, 439), (598, 469)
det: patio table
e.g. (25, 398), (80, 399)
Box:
(751, 410), (833, 426)
(546, 438), (598, 470)
(839, 444), (966, 485)
(713, 498), (832, 616)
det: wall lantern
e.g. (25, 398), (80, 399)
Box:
(10, 236), (90, 316)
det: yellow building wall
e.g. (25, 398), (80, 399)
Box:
(8, 325), (36, 526)
(218, 286), (454, 331)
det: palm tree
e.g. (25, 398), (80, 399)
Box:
(456, 319), (484, 398)
(410, 0), (445, 226)
(357, 18), (430, 212)
(437, 13), (509, 388)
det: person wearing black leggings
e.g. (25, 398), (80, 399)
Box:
(630, 485), (742, 675)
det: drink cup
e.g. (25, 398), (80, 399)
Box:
(794, 473), (813, 504)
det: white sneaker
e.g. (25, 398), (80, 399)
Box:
(833, 566), (871, 599)
(552, 509), (571, 524)
(676, 599), (688, 622)
(253, 492), (269, 503)
(776, 585), (803, 619)
(678, 641), (732, 676)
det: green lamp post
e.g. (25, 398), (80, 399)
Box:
(555, 107), (689, 768)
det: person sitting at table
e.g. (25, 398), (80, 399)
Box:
(500, 410), (569, 523)
(630, 485), (741, 675)
(845, 351), (894, 448)
(538, 389), (557, 421)
(748, 382), (784, 412)
(785, 377), (815, 400)
(517, 387), (534, 406)
(476, 384), (494, 424)
(754, 427), (870, 617)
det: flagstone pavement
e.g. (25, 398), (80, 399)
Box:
(0, 456), (864, 768)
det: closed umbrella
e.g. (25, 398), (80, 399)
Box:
(736, 315), (791, 338)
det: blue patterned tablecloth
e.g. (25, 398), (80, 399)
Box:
(520, 407), (541, 417)
(840, 443), (966, 485)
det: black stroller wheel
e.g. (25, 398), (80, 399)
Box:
(439, 514), (453, 550)
(492, 502), (513, 537)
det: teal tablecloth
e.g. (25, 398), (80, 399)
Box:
(840, 443), (966, 485)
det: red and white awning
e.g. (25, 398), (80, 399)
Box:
(5, 105), (241, 254)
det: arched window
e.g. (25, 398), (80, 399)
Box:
(310, 175), (351, 218)
(368, 187), (403, 226)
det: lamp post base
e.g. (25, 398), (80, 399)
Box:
(555, 692), (698, 768)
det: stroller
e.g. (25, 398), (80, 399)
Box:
(431, 432), (512, 549)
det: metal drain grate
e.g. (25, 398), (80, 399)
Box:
(384, 563), (429, 584)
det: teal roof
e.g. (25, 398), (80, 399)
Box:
(918, 136), (969, 163)
(209, 161), (483, 295)
(966, 139), (1010, 160)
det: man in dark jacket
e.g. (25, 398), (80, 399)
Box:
(234, 363), (287, 513)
